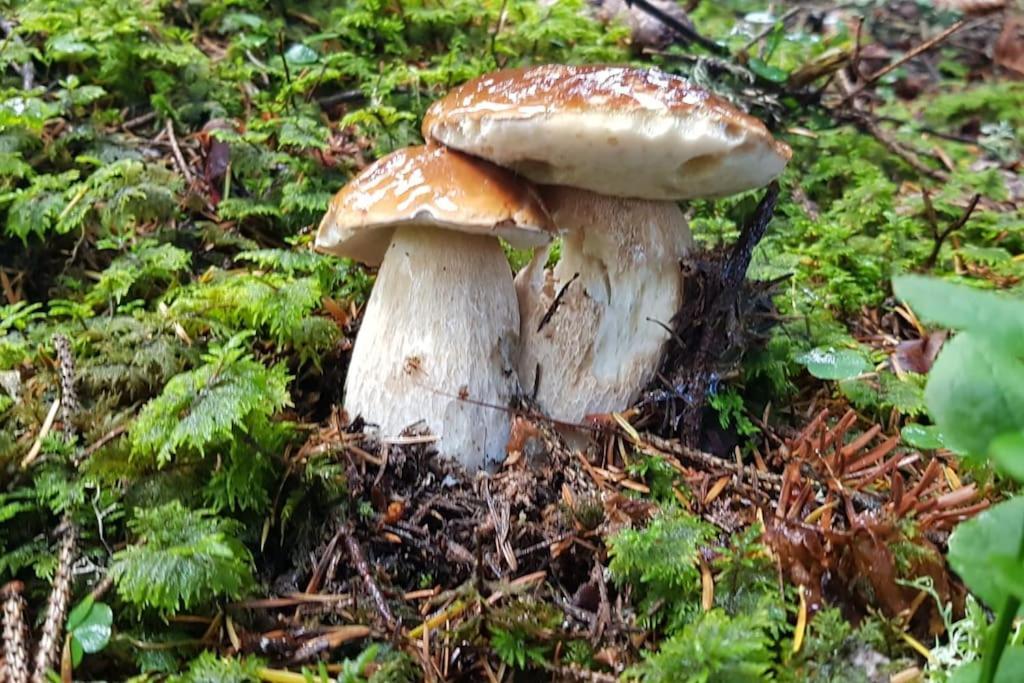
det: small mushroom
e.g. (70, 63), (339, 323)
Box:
(423, 64), (791, 424)
(315, 145), (552, 470)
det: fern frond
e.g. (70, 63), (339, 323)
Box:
(111, 502), (254, 614)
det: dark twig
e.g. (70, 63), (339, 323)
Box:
(624, 0), (727, 55)
(589, 561), (610, 644)
(838, 19), (974, 106)
(537, 272), (580, 333)
(32, 519), (77, 682)
(677, 184), (779, 446)
(835, 72), (949, 182)
(73, 424), (129, 467)
(341, 526), (396, 632)
(2, 581), (29, 683)
(924, 194), (982, 269)
(740, 7), (801, 54)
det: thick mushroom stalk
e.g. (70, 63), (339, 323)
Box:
(345, 226), (518, 471)
(315, 145), (551, 471)
(422, 65), (791, 426)
(516, 187), (693, 423)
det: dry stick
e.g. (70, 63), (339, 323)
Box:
(624, 0), (728, 55)
(20, 398), (60, 470)
(924, 193), (982, 269)
(857, 112), (950, 182)
(835, 71), (950, 183)
(164, 118), (194, 183)
(643, 432), (784, 490)
(838, 19), (973, 106)
(32, 521), (77, 683)
(678, 183), (779, 446)
(73, 424), (129, 467)
(2, 581), (30, 683)
(740, 6), (802, 53)
(341, 526), (397, 632)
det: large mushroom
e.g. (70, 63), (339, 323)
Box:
(422, 64), (791, 424)
(315, 145), (552, 471)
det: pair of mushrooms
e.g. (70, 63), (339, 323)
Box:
(315, 64), (791, 471)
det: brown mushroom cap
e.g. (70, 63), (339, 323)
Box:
(422, 64), (792, 201)
(315, 145), (552, 266)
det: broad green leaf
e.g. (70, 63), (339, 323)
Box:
(990, 431), (1024, 482)
(948, 496), (1024, 615)
(893, 275), (1024, 355)
(990, 555), (1024, 601)
(747, 58), (788, 83)
(924, 333), (1024, 458)
(66, 597), (112, 667)
(950, 645), (1024, 683)
(66, 595), (94, 631)
(900, 423), (945, 450)
(796, 347), (870, 380)
(284, 43), (318, 65)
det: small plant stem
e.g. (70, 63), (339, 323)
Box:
(980, 527), (1024, 683)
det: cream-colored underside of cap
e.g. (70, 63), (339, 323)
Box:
(430, 110), (787, 201)
(315, 214), (551, 268)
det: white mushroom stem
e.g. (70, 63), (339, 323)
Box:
(515, 186), (693, 424)
(344, 226), (519, 471)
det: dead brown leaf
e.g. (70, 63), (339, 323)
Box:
(995, 14), (1024, 77)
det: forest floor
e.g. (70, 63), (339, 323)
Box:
(2, 1), (1024, 681)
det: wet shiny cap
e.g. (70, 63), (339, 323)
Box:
(315, 145), (553, 266)
(422, 64), (792, 200)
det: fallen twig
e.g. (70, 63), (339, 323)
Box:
(678, 183), (780, 445)
(21, 398), (60, 470)
(341, 526), (397, 632)
(165, 118), (194, 183)
(925, 193), (982, 269)
(624, 0), (727, 55)
(838, 19), (975, 106)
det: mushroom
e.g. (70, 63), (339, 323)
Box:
(422, 64), (791, 424)
(315, 145), (552, 471)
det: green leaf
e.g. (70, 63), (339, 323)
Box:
(990, 431), (1024, 482)
(796, 347), (870, 380)
(66, 597), (112, 667)
(747, 58), (788, 83)
(948, 496), (1024, 615)
(66, 595), (95, 631)
(893, 275), (1024, 355)
(950, 645), (1024, 683)
(900, 423), (945, 450)
(990, 555), (1024, 601)
(284, 43), (318, 65)
(924, 333), (1024, 458)
(72, 603), (113, 653)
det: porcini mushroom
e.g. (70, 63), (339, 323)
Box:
(422, 64), (791, 424)
(315, 145), (552, 470)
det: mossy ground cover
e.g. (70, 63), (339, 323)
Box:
(2, 1), (1023, 681)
